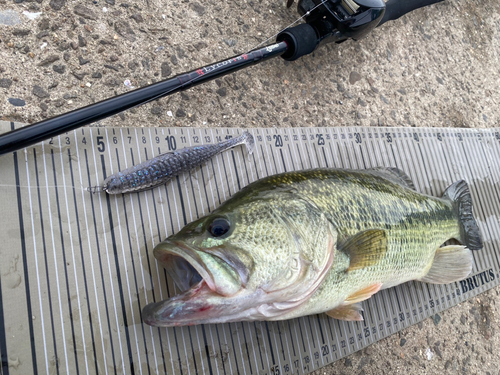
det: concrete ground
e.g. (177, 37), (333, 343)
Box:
(0, 0), (499, 374)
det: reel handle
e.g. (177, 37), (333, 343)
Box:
(380, 0), (445, 26)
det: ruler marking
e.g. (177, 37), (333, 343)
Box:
(245, 323), (259, 375)
(307, 129), (319, 168)
(41, 144), (72, 373)
(110, 150), (145, 375)
(300, 318), (313, 372)
(290, 145), (312, 367)
(239, 323), (254, 374)
(373, 141), (402, 322)
(303, 139), (314, 169)
(409, 139), (444, 314)
(442, 135), (481, 272)
(189, 132), (207, 217)
(99, 153), (139, 374)
(119, 145), (154, 375)
(476, 137), (500, 268)
(187, 327), (201, 374)
(168, 148), (201, 374)
(75, 132), (109, 375)
(252, 322), (265, 371)
(257, 322), (271, 373)
(237, 147), (250, 187)
(462, 137), (500, 269)
(144, 134), (171, 375)
(367, 137), (398, 332)
(214, 325), (227, 375)
(411, 132), (450, 311)
(282, 321), (294, 370)
(312, 143), (321, 168)
(129, 149), (162, 373)
(396, 134), (439, 314)
(112, 130), (146, 372)
(287, 144), (296, 170)
(0, 251), (8, 375)
(68, 148), (98, 374)
(199, 326), (214, 375)
(231, 140), (260, 375)
(425, 133), (464, 305)
(327, 139), (337, 168)
(419, 138), (462, 308)
(263, 311), (276, 367)
(279, 148), (288, 173)
(87, 146), (123, 374)
(12, 141), (37, 375)
(460, 137), (498, 271)
(388, 134), (418, 322)
(231, 150), (242, 191)
(472, 139), (500, 273)
(34, 149), (61, 375)
(4, 126), (500, 375)
(50, 149), (80, 374)
(269, 144), (279, 174)
(389, 138), (426, 322)
(175, 176), (188, 226)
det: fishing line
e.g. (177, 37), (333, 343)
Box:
(111, 0), (329, 113)
(8, 2), (327, 194)
(244, 0), (327, 51)
(0, 184), (88, 191)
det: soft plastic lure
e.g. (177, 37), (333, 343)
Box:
(101, 132), (254, 194)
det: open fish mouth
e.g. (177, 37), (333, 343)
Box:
(142, 240), (244, 327)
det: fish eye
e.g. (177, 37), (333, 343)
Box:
(208, 218), (231, 237)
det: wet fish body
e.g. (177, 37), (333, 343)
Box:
(102, 132), (254, 194)
(143, 168), (482, 326)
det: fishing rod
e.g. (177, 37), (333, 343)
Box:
(0, 0), (444, 156)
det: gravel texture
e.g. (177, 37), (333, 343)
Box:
(0, 0), (499, 374)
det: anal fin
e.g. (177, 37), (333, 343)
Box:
(418, 245), (473, 284)
(326, 303), (364, 321)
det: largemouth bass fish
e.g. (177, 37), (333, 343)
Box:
(101, 132), (254, 194)
(143, 168), (482, 326)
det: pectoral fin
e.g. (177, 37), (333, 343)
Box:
(340, 230), (387, 272)
(418, 245), (473, 284)
(326, 303), (364, 321)
(345, 283), (383, 304)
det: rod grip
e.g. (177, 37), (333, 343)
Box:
(277, 23), (319, 61)
(379, 0), (445, 26)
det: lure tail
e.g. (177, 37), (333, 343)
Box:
(241, 132), (255, 155)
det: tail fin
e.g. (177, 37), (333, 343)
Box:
(443, 180), (483, 250)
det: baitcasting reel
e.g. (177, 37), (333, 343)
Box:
(278, 0), (444, 60)
(278, 0), (386, 60)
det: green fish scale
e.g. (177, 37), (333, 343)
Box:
(230, 201), (297, 289)
(255, 169), (460, 318)
(174, 168), (462, 321)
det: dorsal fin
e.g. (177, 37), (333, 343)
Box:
(365, 167), (416, 190)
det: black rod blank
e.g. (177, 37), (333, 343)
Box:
(0, 42), (288, 156)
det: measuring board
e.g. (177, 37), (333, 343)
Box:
(1, 121), (500, 375)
